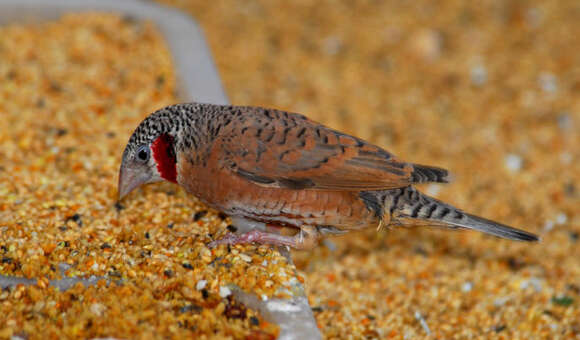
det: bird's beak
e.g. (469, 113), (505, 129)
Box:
(118, 165), (149, 201)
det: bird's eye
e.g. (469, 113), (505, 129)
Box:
(136, 146), (150, 163)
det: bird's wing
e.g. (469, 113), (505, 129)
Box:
(216, 107), (418, 191)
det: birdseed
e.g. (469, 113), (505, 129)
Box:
(0, 13), (287, 339)
(161, 1), (579, 338)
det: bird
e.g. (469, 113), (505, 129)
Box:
(118, 103), (539, 249)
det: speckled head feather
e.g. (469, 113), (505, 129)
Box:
(119, 103), (201, 198)
(122, 103), (199, 160)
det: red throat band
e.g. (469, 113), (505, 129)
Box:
(151, 134), (177, 183)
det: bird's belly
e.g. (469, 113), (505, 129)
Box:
(215, 180), (375, 230)
(229, 189), (375, 229)
(178, 165), (378, 230)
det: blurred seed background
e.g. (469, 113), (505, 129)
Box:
(159, 0), (579, 338)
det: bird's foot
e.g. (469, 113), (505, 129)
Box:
(208, 227), (320, 250)
(208, 229), (297, 248)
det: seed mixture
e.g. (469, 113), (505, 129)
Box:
(0, 13), (286, 339)
(162, 0), (579, 338)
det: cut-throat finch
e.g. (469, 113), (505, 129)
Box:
(118, 103), (539, 249)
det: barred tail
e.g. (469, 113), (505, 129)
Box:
(411, 164), (451, 184)
(382, 187), (539, 242)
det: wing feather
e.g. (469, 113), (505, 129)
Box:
(215, 107), (416, 191)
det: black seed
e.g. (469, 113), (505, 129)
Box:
(167, 223), (174, 229)
(566, 284), (580, 294)
(493, 325), (506, 333)
(1, 257), (13, 264)
(50, 82), (62, 92)
(145, 232), (150, 239)
(164, 269), (174, 277)
(58, 226), (68, 232)
(507, 257), (526, 270)
(55, 128), (68, 137)
(249, 316), (260, 326)
(543, 310), (557, 319)
(414, 246), (428, 256)
(217, 212), (228, 220)
(66, 214), (83, 227)
(193, 210), (208, 221)
(311, 306), (323, 312)
(180, 304), (202, 314)
(227, 225), (238, 232)
(201, 289), (209, 299)
(564, 182), (576, 197)
(182, 262), (193, 270)
(114, 201), (124, 212)
(100, 243), (111, 250)
(108, 270), (122, 278)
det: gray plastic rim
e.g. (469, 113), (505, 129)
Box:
(0, 0), (229, 105)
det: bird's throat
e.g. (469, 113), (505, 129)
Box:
(152, 134), (177, 183)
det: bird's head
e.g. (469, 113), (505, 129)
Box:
(118, 109), (181, 201)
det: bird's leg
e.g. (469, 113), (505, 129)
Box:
(208, 224), (320, 250)
(376, 218), (384, 232)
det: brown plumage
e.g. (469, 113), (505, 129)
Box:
(118, 103), (539, 249)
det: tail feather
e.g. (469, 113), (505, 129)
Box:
(385, 186), (539, 242)
(411, 164), (451, 184)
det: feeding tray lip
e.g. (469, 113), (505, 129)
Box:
(0, 0), (229, 105)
